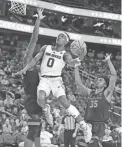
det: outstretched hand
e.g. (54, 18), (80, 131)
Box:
(103, 53), (111, 62)
(37, 8), (46, 20)
(14, 69), (26, 76)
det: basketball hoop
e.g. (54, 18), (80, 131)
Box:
(9, 0), (27, 15)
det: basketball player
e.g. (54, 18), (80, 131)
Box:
(17, 33), (92, 143)
(75, 54), (117, 147)
(19, 8), (45, 147)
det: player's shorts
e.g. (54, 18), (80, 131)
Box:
(91, 122), (106, 139)
(85, 122), (105, 147)
(37, 76), (65, 98)
(27, 115), (42, 142)
(24, 94), (43, 117)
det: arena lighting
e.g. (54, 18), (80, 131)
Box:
(0, 20), (121, 46)
(6, 0), (122, 21)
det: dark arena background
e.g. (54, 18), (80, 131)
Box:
(0, 0), (121, 147)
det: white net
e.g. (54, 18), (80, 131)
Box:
(9, 1), (26, 15)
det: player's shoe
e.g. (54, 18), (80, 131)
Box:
(81, 123), (92, 143)
(43, 104), (53, 126)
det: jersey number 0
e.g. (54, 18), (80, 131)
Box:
(47, 58), (55, 67)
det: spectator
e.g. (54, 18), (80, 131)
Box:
(1, 76), (9, 86)
(40, 121), (58, 147)
(4, 92), (14, 109)
(1, 113), (7, 124)
(52, 108), (60, 118)
(2, 118), (12, 133)
(21, 109), (28, 120)
(10, 118), (16, 132)
(103, 128), (113, 142)
(14, 99), (21, 108)
(15, 118), (21, 131)
(53, 117), (62, 135)
(57, 128), (64, 147)
(12, 106), (19, 116)
(21, 121), (28, 135)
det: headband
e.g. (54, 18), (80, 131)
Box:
(62, 32), (70, 43)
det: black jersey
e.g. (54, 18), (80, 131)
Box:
(85, 90), (110, 123)
(23, 68), (39, 97)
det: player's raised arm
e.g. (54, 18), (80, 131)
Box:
(16, 45), (46, 75)
(23, 8), (45, 67)
(75, 66), (91, 96)
(63, 52), (82, 66)
(104, 54), (117, 102)
(64, 39), (87, 67)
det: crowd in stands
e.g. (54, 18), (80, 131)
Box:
(0, 4), (120, 39)
(41, 14), (120, 38)
(41, 0), (121, 14)
(6, 12), (120, 39)
(0, 36), (121, 146)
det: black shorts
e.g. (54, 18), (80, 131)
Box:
(91, 122), (105, 139)
(24, 94), (43, 117)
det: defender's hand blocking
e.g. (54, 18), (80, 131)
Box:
(70, 39), (87, 61)
(103, 53), (111, 62)
(15, 69), (26, 76)
(37, 8), (45, 20)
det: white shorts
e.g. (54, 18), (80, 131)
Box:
(37, 77), (65, 98)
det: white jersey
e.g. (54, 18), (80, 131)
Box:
(40, 45), (66, 76)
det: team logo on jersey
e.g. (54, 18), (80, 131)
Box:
(45, 52), (61, 59)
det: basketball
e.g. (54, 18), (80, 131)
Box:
(70, 39), (87, 58)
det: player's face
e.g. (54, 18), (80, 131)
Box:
(96, 78), (106, 88)
(56, 33), (67, 46)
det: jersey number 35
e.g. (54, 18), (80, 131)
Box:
(90, 100), (98, 108)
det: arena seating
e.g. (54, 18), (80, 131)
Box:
(41, 0), (121, 14)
